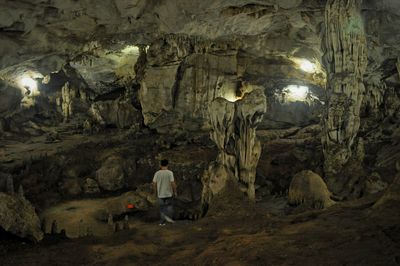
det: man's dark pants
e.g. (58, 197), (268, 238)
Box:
(158, 197), (173, 223)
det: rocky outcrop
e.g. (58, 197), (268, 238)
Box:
(321, 0), (368, 191)
(373, 172), (400, 211)
(90, 98), (142, 129)
(288, 170), (335, 209)
(95, 155), (127, 191)
(202, 88), (266, 202)
(0, 192), (43, 241)
(139, 35), (325, 134)
(83, 178), (100, 194)
(58, 81), (90, 122)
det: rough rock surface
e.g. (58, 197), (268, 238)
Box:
(288, 170), (335, 209)
(0, 0), (399, 252)
(95, 155), (127, 191)
(321, 0), (367, 187)
(83, 178), (100, 194)
(90, 98), (141, 129)
(202, 88), (266, 202)
(41, 189), (153, 238)
(0, 192), (43, 241)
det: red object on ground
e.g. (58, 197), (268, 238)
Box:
(127, 204), (135, 209)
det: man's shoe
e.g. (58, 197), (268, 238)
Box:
(159, 222), (166, 226)
(164, 215), (175, 224)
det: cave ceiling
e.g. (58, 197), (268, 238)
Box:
(0, 0), (399, 91)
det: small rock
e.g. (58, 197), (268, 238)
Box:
(83, 178), (100, 194)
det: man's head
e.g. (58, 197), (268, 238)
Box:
(160, 159), (169, 167)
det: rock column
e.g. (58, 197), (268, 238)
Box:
(202, 88), (266, 202)
(322, 0), (368, 189)
(61, 82), (75, 122)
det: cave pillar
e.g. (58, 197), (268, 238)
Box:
(61, 82), (74, 122)
(202, 88), (266, 203)
(321, 0), (368, 191)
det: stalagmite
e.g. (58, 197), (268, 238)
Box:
(202, 88), (266, 202)
(6, 175), (14, 195)
(107, 213), (114, 226)
(18, 185), (24, 198)
(123, 215), (129, 230)
(321, 0), (368, 191)
(51, 220), (58, 234)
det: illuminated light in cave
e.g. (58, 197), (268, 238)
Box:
(223, 92), (240, 102)
(121, 45), (140, 55)
(284, 85), (309, 101)
(298, 59), (317, 73)
(19, 77), (38, 95)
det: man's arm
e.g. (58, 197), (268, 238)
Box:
(171, 181), (177, 197)
(152, 181), (157, 196)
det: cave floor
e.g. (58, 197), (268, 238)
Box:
(1, 193), (399, 266)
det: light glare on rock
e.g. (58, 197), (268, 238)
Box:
(285, 85), (309, 101)
(299, 59), (316, 73)
(19, 77), (38, 95)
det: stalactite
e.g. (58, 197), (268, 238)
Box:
(321, 0), (368, 191)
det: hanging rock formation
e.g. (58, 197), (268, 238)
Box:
(202, 88), (266, 203)
(321, 0), (368, 191)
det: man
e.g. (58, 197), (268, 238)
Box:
(152, 159), (177, 225)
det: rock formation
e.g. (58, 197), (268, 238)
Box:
(321, 0), (368, 192)
(90, 98), (142, 129)
(0, 0), (399, 253)
(0, 192), (43, 242)
(95, 155), (128, 191)
(202, 88), (266, 202)
(41, 189), (152, 238)
(288, 170), (335, 209)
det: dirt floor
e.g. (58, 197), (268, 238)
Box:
(1, 190), (399, 266)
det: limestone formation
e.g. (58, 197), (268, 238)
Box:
(96, 156), (127, 191)
(288, 170), (335, 209)
(203, 88), (266, 202)
(90, 98), (141, 129)
(364, 172), (388, 195)
(373, 174), (400, 210)
(321, 0), (368, 190)
(83, 178), (100, 194)
(41, 190), (151, 238)
(60, 82), (75, 121)
(0, 192), (43, 241)
(6, 175), (14, 195)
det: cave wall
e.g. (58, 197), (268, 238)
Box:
(139, 35), (325, 134)
(0, 0), (399, 226)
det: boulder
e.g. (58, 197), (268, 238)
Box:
(83, 178), (100, 194)
(0, 192), (43, 241)
(364, 172), (388, 195)
(96, 156), (126, 191)
(288, 170), (335, 209)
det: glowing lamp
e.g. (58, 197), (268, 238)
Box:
(127, 204), (135, 209)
